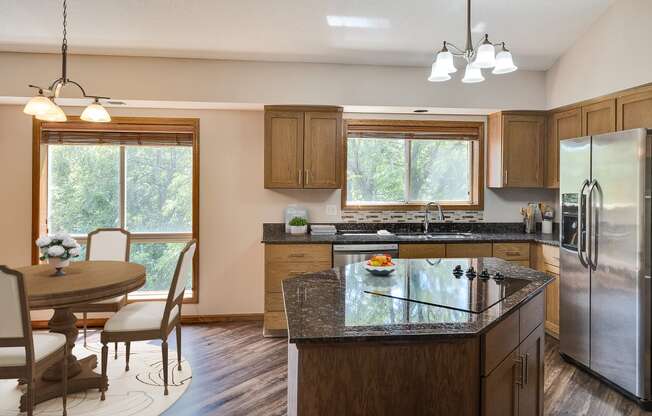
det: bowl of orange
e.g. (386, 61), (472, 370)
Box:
(364, 254), (396, 276)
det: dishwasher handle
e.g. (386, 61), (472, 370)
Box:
(333, 244), (399, 252)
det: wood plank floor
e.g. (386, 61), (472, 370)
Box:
(153, 322), (650, 415)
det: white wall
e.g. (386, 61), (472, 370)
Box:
(0, 52), (547, 110)
(545, 0), (652, 109)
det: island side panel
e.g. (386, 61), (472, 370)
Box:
(289, 337), (480, 416)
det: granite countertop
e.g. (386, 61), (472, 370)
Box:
(283, 257), (554, 344)
(262, 223), (560, 247)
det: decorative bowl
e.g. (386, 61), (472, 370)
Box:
(364, 264), (396, 276)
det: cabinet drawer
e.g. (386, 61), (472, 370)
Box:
(265, 292), (285, 312)
(399, 244), (446, 259)
(520, 292), (544, 342)
(544, 263), (559, 275)
(446, 243), (493, 258)
(482, 310), (520, 376)
(542, 245), (560, 267)
(493, 243), (530, 260)
(265, 244), (332, 263)
(264, 311), (287, 330)
(265, 261), (332, 293)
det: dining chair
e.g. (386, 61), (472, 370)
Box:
(0, 265), (68, 416)
(100, 239), (196, 399)
(71, 228), (130, 356)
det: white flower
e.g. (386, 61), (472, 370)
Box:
(68, 247), (80, 257)
(47, 245), (65, 257)
(53, 232), (70, 241)
(62, 238), (77, 248)
(35, 236), (52, 247)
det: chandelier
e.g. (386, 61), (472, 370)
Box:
(23, 0), (111, 122)
(428, 0), (517, 83)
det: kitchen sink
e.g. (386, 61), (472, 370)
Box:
(396, 232), (476, 240)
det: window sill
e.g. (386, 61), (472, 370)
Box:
(128, 289), (197, 304)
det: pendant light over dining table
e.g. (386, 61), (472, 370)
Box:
(23, 0), (111, 122)
(428, 0), (517, 84)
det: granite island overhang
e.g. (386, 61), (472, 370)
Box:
(282, 257), (554, 416)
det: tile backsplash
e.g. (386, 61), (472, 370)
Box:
(340, 210), (484, 223)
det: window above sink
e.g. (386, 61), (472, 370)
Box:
(342, 119), (484, 211)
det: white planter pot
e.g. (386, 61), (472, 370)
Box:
(289, 225), (308, 235)
(48, 257), (70, 276)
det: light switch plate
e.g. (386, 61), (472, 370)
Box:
(326, 204), (338, 216)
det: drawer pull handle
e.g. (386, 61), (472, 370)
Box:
(505, 251), (522, 256)
(288, 253), (306, 258)
(513, 357), (523, 387)
(523, 353), (529, 385)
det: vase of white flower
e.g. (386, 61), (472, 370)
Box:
(36, 232), (81, 276)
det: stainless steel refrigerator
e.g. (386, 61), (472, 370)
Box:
(560, 128), (652, 407)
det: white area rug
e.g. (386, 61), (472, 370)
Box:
(0, 341), (191, 416)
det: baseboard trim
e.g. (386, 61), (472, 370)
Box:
(31, 313), (264, 329)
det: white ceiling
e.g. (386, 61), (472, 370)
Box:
(0, 0), (614, 70)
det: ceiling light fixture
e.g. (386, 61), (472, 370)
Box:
(428, 0), (517, 84)
(23, 0), (111, 122)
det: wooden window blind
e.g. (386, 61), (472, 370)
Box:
(39, 121), (195, 146)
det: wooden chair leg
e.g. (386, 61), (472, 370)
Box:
(162, 340), (169, 395)
(83, 312), (88, 347)
(176, 323), (182, 371)
(27, 377), (34, 416)
(125, 341), (131, 371)
(101, 342), (108, 401)
(114, 342), (118, 359)
(62, 348), (68, 416)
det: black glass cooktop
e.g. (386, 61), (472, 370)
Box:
(361, 258), (530, 314)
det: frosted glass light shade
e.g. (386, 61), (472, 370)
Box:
(472, 43), (496, 69)
(35, 103), (67, 122)
(428, 61), (451, 82)
(492, 50), (518, 74)
(435, 50), (457, 74)
(23, 95), (56, 116)
(81, 102), (111, 122)
(462, 64), (485, 83)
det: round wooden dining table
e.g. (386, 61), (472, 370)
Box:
(16, 261), (146, 409)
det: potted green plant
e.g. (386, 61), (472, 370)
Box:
(288, 216), (308, 235)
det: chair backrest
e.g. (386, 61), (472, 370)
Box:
(0, 266), (34, 366)
(162, 240), (197, 330)
(86, 228), (131, 261)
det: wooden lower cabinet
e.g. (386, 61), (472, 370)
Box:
(398, 243), (445, 259)
(482, 318), (545, 416)
(446, 243), (493, 258)
(531, 244), (560, 338)
(264, 244), (332, 336)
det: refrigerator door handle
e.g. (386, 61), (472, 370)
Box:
(577, 179), (590, 268)
(587, 179), (600, 270)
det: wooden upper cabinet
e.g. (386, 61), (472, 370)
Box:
(264, 111), (304, 188)
(487, 112), (545, 188)
(617, 87), (652, 130)
(303, 112), (341, 188)
(581, 99), (616, 136)
(264, 106), (342, 189)
(545, 107), (581, 189)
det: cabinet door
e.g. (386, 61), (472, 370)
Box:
(303, 111), (341, 188)
(265, 111), (304, 188)
(581, 99), (616, 136)
(503, 115), (545, 187)
(546, 108), (581, 188)
(544, 272), (560, 338)
(617, 88), (652, 130)
(518, 325), (545, 416)
(482, 349), (520, 416)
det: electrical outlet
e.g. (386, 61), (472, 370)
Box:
(326, 204), (338, 216)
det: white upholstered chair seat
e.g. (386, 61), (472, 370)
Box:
(95, 295), (126, 304)
(0, 333), (66, 367)
(104, 302), (179, 332)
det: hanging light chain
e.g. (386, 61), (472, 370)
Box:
(62, 0), (68, 50)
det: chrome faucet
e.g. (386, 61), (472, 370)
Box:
(423, 202), (445, 233)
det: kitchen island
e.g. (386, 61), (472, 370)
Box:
(283, 257), (553, 416)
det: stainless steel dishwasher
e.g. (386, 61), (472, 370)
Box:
(332, 244), (399, 267)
